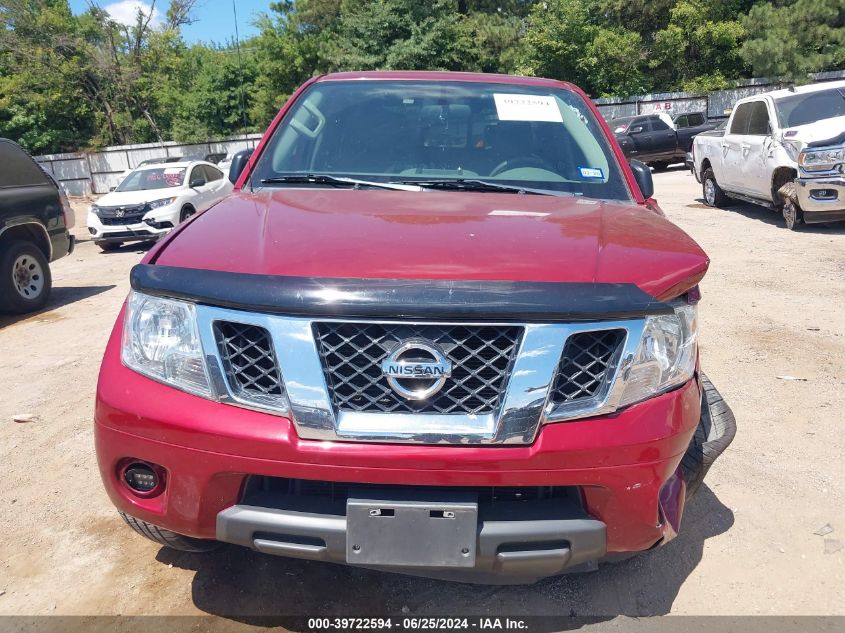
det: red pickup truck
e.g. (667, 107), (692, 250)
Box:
(95, 71), (735, 583)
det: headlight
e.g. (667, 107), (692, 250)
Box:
(90, 204), (101, 214)
(799, 147), (845, 172)
(148, 197), (177, 210)
(618, 302), (698, 407)
(121, 291), (212, 397)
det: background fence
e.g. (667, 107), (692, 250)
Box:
(594, 69), (845, 122)
(34, 70), (845, 197)
(35, 134), (263, 196)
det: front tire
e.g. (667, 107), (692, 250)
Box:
(96, 241), (122, 252)
(119, 512), (220, 553)
(0, 240), (52, 314)
(702, 168), (727, 207)
(778, 182), (804, 231)
(681, 374), (737, 499)
(179, 206), (196, 223)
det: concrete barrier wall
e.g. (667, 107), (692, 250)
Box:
(35, 134), (262, 196)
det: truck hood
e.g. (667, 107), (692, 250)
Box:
(153, 189), (709, 300)
(781, 115), (845, 147)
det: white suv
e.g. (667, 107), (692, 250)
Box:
(87, 161), (232, 251)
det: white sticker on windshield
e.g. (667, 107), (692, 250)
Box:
(489, 210), (550, 218)
(164, 167), (184, 174)
(494, 94), (563, 123)
(579, 167), (604, 179)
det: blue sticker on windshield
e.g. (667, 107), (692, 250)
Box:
(579, 167), (604, 179)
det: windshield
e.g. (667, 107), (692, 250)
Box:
(117, 167), (186, 192)
(776, 88), (845, 128)
(251, 80), (632, 201)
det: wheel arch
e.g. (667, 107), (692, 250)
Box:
(771, 166), (797, 205)
(0, 222), (51, 260)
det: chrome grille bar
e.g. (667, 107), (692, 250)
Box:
(194, 305), (646, 445)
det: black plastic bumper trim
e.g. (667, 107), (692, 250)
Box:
(130, 264), (672, 322)
(216, 503), (606, 582)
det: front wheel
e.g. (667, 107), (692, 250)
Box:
(702, 168), (728, 207)
(96, 241), (122, 252)
(778, 182), (804, 231)
(119, 512), (221, 553)
(179, 206), (196, 223)
(681, 374), (737, 499)
(0, 240), (52, 314)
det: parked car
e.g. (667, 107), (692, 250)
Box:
(87, 160), (232, 251)
(0, 139), (75, 314)
(95, 71), (735, 584)
(612, 112), (719, 170)
(693, 80), (845, 230)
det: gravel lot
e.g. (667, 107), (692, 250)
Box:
(1, 168), (843, 622)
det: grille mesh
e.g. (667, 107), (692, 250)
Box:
(313, 323), (522, 414)
(550, 329), (625, 406)
(96, 204), (147, 225)
(214, 321), (285, 402)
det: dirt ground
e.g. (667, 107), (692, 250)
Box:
(1, 169), (843, 623)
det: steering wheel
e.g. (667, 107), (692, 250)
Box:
(490, 155), (556, 178)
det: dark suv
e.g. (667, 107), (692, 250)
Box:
(0, 139), (75, 314)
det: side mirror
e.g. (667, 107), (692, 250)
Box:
(629, 159), (654, 199)
(189, 177), (206, 188)
(228, 148), (255, 184)
(109, 186), (116, 192)
(629, 126), (644, 135)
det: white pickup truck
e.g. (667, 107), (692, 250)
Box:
(692, 80), (845, 230)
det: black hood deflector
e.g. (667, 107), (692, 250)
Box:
(130, 264), (673, 322)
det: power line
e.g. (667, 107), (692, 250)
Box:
(232, 0), (249, 139)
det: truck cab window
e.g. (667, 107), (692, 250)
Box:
(650, 117), (671, 131)
(729, 103), (752, 135)
(746, 102), (771, 136)
(0, 141), (50, 188)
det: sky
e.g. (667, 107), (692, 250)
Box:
(68, 0), (267, 45)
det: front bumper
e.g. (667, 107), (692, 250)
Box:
(87, 210), (176, 242)
(795, 176), (845, 223)
(217, 491), (607, 583)
(95, 320), (702, 581)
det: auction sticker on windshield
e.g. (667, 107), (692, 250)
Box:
(494, 93), (563, 123)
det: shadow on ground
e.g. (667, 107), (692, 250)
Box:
(0, 284), (115, 329)
(687, 197), (845, 234)
(156, 485), (733, 626)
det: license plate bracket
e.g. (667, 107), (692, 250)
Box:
(346, 492), (478, 568)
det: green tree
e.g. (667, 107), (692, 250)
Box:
(322, 0), (472, 72)
(518, 0), (649, 97)
(741, 0), (845, 81)
(649, 1), (747, 92)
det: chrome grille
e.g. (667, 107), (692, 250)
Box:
(95, 204), (148, 226)
(313, 323), (522, 414)
(213, 321), (286, 404)
(100, 214), (145, 226)
(550, 329), (625, 406)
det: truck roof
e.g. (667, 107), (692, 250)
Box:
(744, 79), (845, 104)
(316, 70), (578, 91)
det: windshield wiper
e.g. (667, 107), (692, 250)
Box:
(395, 179), (567, 197)
(260, 174), (419, 191)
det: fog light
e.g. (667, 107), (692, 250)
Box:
(811, 189), (838, 200)
(122, 462), (163, 495)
